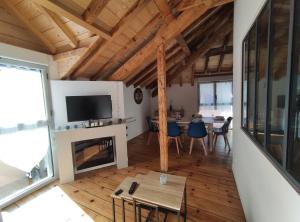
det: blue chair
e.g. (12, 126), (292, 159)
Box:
(187, 121), (208, 156)
(167, 121), (182, 155)
(146, 116), (159, 145)
(213, 117), (233, 151)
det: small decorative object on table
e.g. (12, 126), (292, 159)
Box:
(160, 173), (167, 185)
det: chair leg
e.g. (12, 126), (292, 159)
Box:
(147, 132), (153, 145)
(213, 135), (218, 150)
(175, 138), (180, 155)
(225, 134), (231, 151)
(223, 135), (227, 149)
(178, 137), (183, 149)
(199, 138), (208, 156)
(189, 138), (194, 155)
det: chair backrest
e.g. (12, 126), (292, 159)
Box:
(222, 121), (231, 133)
(214, 116), (225, 121)
(146, 116), (157, 132)
(227, 116), (233, 124)
(187, 121), (207, 138)
(167, 121), (181, 137)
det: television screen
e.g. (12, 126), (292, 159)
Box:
(66, 95), (112, 122)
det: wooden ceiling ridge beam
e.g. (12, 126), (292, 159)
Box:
(82, 0), (109, 24)
(2, 0), (56, 54)
(108, 1), (231, 81)
(71, 0), (156, 79)
(32, 0), (112, 40)
(151, 16), (233, 96)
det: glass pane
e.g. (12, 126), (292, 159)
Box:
(255, 5), (269, 145)
(267, 0), (290, 164)
(0, 66), (53, 202)
(247, 24), (257, 135)
(287, 0), (300, 184)
(242, 38), (249, 128)
(216, 81), (233, 118)
(199, 83), (215, 116)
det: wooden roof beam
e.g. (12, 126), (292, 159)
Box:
(176, 35), (191, 55)
(71, 0), (158, 79)
(205, 45), (233, 56)
(2, 0), (56, 54)
(82, 0), (109, 24)
(218, 33), (231, 71)
(108, 0), (233, 81)
(153, 0), (173, 23)
(151, 14), (233, 96)
(177, 0), (233, 12)
(39, 6), (78, 48)
(32, 0), (112, 40)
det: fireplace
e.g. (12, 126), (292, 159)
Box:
(72, 137), (115, 173)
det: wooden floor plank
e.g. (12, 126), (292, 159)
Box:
(2, 132), (245, 222)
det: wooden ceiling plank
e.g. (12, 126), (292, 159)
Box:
(2, 0), (56, 54)
(82, 0), (109, 24)
(108, 1), (232, 81)
(32, 0), (112, 40)
(72, 0), (157, 79)
(40, 6), (78, 48)
(60, 37), (102, 79)
(53, 47), (87, 61)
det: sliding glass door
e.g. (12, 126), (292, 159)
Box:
(0, 59), (54, 206)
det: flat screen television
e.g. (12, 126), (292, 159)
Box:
(66, 95), (112, 122)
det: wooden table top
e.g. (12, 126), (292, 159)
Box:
(111, 176), (140, 201)
(132, 171), (187, 211)
(152, 117), (224, 127)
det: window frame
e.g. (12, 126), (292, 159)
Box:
(241, 0), (300, 193)
(198, 80), (233, 114)
(0, 57), (58, 208)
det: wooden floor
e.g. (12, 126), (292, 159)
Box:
(2, 132), (245, 222)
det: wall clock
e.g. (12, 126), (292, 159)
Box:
(134, 88), (143, 104)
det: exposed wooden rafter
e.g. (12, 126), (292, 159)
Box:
(151, 9), (233, 96)
(2, 0), (56, 54)
(82, 0), (109, 24)
(70, 0), (157, 79)
(32, 0), (112, 40)
(108, 1), (233, 81)
(39, 6), (78, 48)
(176, 35), (191, 56)
(177, 0), (233, 12)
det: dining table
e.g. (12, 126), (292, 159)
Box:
(152, 117), (224, 152)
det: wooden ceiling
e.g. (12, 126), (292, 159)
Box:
(0, 0), (233, 90)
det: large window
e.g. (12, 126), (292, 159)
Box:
(0, 59), (54, 207)
(199, 81), (233, 118)
(242, 0), (300, 191)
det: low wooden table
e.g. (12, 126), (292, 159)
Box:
(133, 171), (187, 222)
(111, 171), (187, 222)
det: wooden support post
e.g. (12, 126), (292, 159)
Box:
(157, 40), (168, 172)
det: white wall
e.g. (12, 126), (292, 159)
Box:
(50, 80), (125, 129)
(123, 86), (151, 140)
(0, 42), (58, 79)
(233, 1), (300, 222)
(151, 84), (198, 118)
